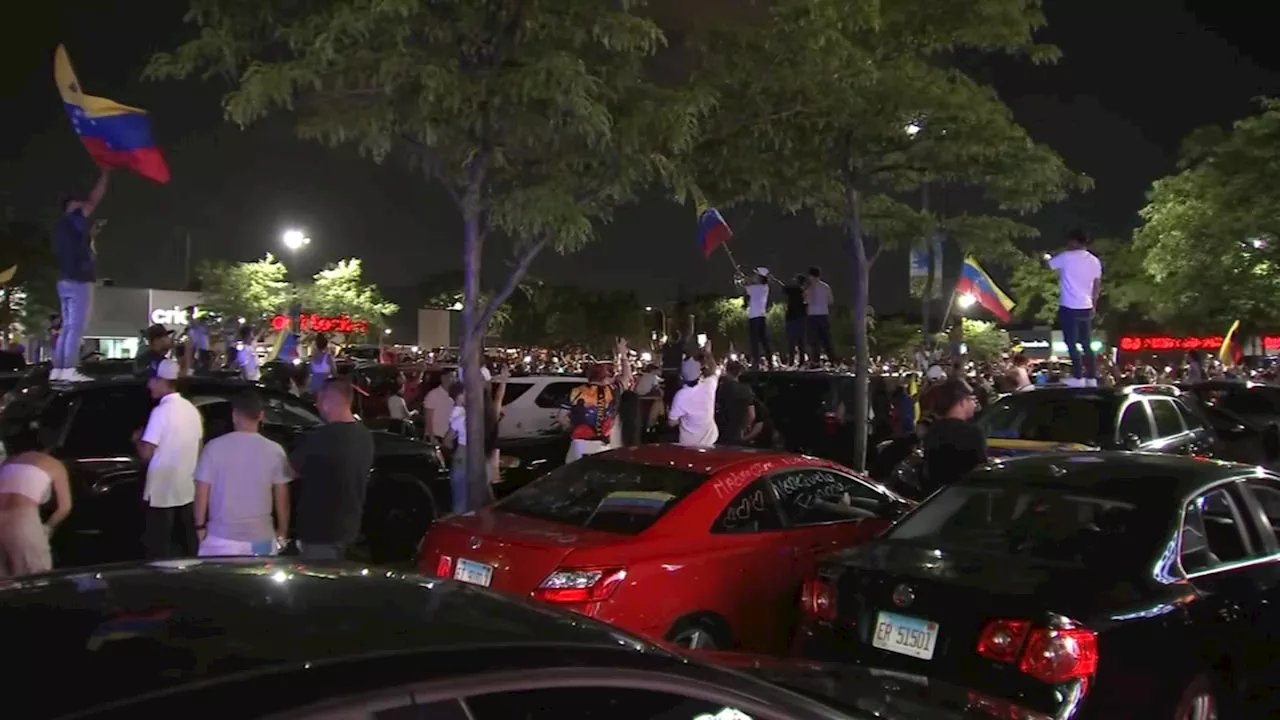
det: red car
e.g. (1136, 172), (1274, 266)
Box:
(416, 444), (912, 655)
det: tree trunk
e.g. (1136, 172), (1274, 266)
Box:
(460, 194), (488, 502)
(846, 184), (871, 472)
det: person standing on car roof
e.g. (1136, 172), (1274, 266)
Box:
(193, 391), (290, 557)
(778, 273), (808, 367)
(289, 377), (374, 560)
(51, 168), (110, 383)
(1046, 228), (1102, 388)
(804, 266), (837, 366)
(920, 379), (987, 496)
(739, 267), (773, 370)
(134, 359), (204, 559)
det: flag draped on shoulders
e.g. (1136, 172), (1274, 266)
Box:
(956, 256), (1016, 323)
(692, 188), (732, 258)
(55, 45), (170, 183)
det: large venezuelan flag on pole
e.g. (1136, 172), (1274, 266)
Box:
(55, 45), (170, 184)
(692, 188), (733, 259)
(955, 256), (1016, 323)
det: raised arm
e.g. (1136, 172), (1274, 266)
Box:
(82, 168), (111, 217)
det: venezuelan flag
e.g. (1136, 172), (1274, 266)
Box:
(955, 256), (1016, 323)
(86, 607), (173, 651)
(1219, 320), (1241, 365)
(694, 190), (732, 258)
(55, 45), (170, 184)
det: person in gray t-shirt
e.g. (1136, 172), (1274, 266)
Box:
(194, 391), (291, 556)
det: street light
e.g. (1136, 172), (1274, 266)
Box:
(383, 328), (392, 336)
(282, 229), (311, 251)
(904, 122), (922, 137)
(957, 293), (977, 309)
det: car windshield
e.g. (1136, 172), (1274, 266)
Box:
(494, 456), (709, 535)
(887, 483), (1146, 566)
(978, 395), (1117, 447)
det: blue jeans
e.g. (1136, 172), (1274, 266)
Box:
(1058, 306), (1096, 379)
(54, 280), (93, 370)
(785, 317), (806, 365)
(747, 316), (771, 368)
(807, 315), (836, 364)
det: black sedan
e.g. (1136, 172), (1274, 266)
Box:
(0, 558), (998, 720)
(0, 376), (447, 565)
(797, 452), (1280, 719)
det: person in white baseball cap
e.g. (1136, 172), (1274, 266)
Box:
(742, 267), (773, 369)
(135, 358), (204, 559)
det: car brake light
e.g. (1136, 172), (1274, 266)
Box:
(532, 567), (627, 604)
(823, 411), (840, 433)
(435, 554), (452, 577)
(800, 577), (837, 621)
(976, 619), (1098, 684)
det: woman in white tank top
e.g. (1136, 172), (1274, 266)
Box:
(0, 451), (72, 577)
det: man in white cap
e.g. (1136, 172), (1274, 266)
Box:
(742, 267), (773, 369)
(134, 358), (203, 559)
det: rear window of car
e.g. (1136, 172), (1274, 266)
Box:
(978, 395), (1118, 447)
(494, 456), (709, 535)
(888, 483), (1149, 566)
(743, 374), (833, 411)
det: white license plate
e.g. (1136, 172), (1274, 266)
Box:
(871, 611), (939, 660)
(453, 558), (494, 587)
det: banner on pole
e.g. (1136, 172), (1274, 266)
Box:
(908, 233), (944, 299)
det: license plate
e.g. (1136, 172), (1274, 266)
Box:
(453, 558), (494, 587)
(871, 611), (939, 660)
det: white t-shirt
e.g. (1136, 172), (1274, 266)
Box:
(745, 284), (769, 319)
(805, 280), (833, 315)
(388, 394), (410, 420)
(449, 405), (467, 447)
(141, 392), (204, 508)
(195, 431), (289, 542)
(669, 374), (720, 447)
(634, 372), (661, 396)
(424, 386), (453, 437)
(236, 346), (261, 381)
(1048, 249), (1102, 310)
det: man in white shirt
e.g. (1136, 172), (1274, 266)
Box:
(1047, 229), (1103, 387)
(743, 267), (773, 369)
(134, 358), (204, 559)
(803, 266), (838, 366)
(669, 349), (720, 447)
(424, 370), (456, 442)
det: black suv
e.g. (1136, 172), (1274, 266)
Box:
(0, 377), (448, 566)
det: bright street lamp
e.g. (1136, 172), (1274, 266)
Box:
(383, 328), (392, 336)
(644, 306), (653, 312)
(957, 293), (977, 309)
(282, 229), (311, 251)
(904, 122), (922, 137)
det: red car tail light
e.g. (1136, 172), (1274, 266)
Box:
(823, 411), (840, 434)
(1019, 627), (1099, 683)
(532, 567), (627, 604)
(976, 619), (1098, 684)
(434, 554), (452, 578)
(800, 577), (837, 621)
(976, 619), (1030, 663)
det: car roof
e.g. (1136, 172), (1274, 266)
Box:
(0, 559), (670, 717)
(607, 443), (805, 474)
(968, 451), (1263, 504)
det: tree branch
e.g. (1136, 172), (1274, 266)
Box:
(473, 236), (549, 335)
(396, 135), (462, 207)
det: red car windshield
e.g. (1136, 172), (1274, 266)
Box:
(494, 456), (709, 535)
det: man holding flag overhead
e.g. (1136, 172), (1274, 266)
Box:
(1046, 228), (1102, 387)
(51, 168), (110, 383)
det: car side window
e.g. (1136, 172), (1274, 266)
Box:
(534, 382), (579, 409)
(1149, 398), (1186, 439)
(1243, 479), (1280, 546)
(712, 478), (784, 533)
(62, 388), (153, 458)
(770, 468), (888, 527)
(1117, 401), (1154, 442)
(501, 382), (534, 405)
(1181, 486), (1254, 573)
(1173, 399), (1206, 432)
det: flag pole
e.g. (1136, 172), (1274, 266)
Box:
(719, 242), (742, 274)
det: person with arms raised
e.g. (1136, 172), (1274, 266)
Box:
(52, 168), (110, 382)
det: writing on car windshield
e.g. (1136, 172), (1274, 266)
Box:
(496, 458), (707, 535)
(888, 485), (1142, 566)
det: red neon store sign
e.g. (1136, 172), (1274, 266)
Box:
(271, 313), (369, 334)
(1120, 336), (1280, 352)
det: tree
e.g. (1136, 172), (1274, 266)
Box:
(196, 255), (291, 325)
(1133, 99), (1280, 332)
(935, 318), (1009, 364)
(304, 259), (399, 339)
(1008, 238), (1151, 327)
(0, 214), (58, 347)
(688, 0), (1086, 469)
(871, 317), (923, 363)
(150, 0), (706, 480)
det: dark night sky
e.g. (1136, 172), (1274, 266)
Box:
(2, 0), (1278, 316)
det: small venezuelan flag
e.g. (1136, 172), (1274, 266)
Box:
(86, 607), (173, 651)
(696, 199), (732, 258)
(55, 45), (170, 184)
(955, 256), (1016, 323)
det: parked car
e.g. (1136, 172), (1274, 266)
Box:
(0, 376), (447, 566)
(0, 558), (982, 720)
(417, 445), (912, 655)
(798, 452), (1280, 719)
(494, 433), (570, 497)
(497, 374), (586, 439)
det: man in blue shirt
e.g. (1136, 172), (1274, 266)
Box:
(52, 168), (110, 382)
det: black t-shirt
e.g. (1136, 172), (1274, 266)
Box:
(53, 209), (94, 282)
(921, 417), (987, 495)
(135, 349), (166, 377)
(783, 285), (806, 320)
(661, 342), (685, 371)
(290, 421), (376, 544)
(715, 378), (756, 445)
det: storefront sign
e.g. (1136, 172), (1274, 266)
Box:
(1119, 336), (1224, 352)
(271, 313), (369, 334)
(151, 306), (193, 326)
